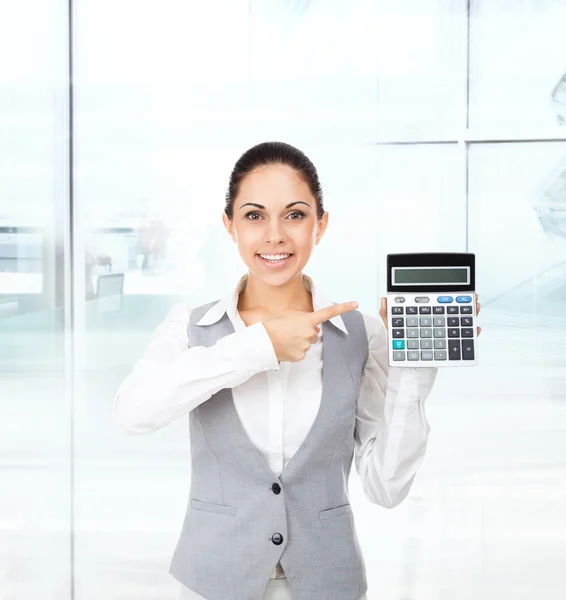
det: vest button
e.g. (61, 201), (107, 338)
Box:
(271, 533), (284, 545)
(271, 483), (281, 495)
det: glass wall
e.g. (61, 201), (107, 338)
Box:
(1, 0), (566, 599)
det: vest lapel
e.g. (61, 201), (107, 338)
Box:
(197, 314), (352, 481)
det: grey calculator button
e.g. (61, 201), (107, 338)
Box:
(420, 317), (432, 327)
(406, 307), (418, 315)
(408, 340), (419, 349)
(461, 306), (473, 314)
(407, 329), (419, 338)
(462, 339), (475, 360)
(433, 328), (446, 338)
(415, 296), (430, 303)
(408, 351), (420, 361)
(420, 339), (433, 349)
(448, 317), (460, 327)
(433, 317), (446, 327)
(447, 306), (459, 314)
(392, 318), (404, 327)
(421, 351), (434, 361)
(393, 329), (404, 338)
(448, 328), (460, 338)
(419, 306), (432, 314)
(393, 351), (406, 361)
(461, 328), (474, 338)
(434, 350), (447, 361)
(433, 306), (445, 314)
(449, 339), (461, 360)
(407, 317), (419, 327)
(392, 307), (404, 315)
(434, 339), (447, 349)
(461, 317), (473, 327)
(395, 297), (406, 303)
(420, 328), (432, 338)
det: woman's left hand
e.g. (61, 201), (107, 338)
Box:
(379, 295), (482, 337)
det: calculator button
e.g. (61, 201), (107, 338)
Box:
(437, 296), (453, 303)
(421, 351), (433, 361)
(420, 317), (432, 327)
(448, 339), (461, 360)
(392, 307), (404, 315)
(394, 297), (406, 303)
(407, 317), (419, 327)
(407, 329), (419, 338)
(420, 328), (432, 338)
(434, 339), (447, 349)
(456, 295), (472, 303)
(415, 296), (430, 303)
(408, 340), (419, 349)
(393, 340), (405, 350)
(448, 317), (459, 327)
(393, 351), (406, 361)
(460, 306), (473, 314)
(448, 328), (460, 338)
(392, 318), (404, 327)
(461, 317), (473, 327)
(420, 339), (433, 349)
(392, 329), (404, 339)
(434, 350), (447, 360)
(433, 306), (445, 314)
(462, 340), (475, 360)
(433, 328), (446, 338)
(406, 307), (418, 315)
(461, 328), (474, 338)
(433, 317), (446, 327)
(408, 351), (420, 361)
(419, 306), (432, 314)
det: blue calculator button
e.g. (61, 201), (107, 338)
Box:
(393, 340), (405, 350)
(437, 296), (453, 303)
(456, 295), (473, 303)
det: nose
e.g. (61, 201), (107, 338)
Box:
(265, 220), (286, 245)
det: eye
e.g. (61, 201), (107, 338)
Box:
(288, 211), (305, 220)
(244, 211), (262, 220)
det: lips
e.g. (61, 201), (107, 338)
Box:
(256, 253), (294, 268)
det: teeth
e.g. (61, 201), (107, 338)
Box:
(260, 254), (290, 261)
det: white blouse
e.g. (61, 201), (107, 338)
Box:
(113, 273), (438, 596)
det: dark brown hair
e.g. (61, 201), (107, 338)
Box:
(224, 141), (325, 220)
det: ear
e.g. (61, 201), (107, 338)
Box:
(315, 211), (329, 245)
(222, 212), (237, 243)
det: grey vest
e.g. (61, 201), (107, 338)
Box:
(169, 301), (370, 600)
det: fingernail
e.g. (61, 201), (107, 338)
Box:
(352, 302), (359, 308)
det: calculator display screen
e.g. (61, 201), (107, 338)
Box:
(393, 267), (470, 285)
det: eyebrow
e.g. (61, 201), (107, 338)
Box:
(239, 201), (312, 210)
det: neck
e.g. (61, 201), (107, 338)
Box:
(238, 272), (313, 316)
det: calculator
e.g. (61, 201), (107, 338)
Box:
(387, 252), (478, 367)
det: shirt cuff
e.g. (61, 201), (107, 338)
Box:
(240, 322), (280, 372)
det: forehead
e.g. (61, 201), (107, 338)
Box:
(234, 164), (314, 206)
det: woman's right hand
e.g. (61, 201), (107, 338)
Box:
(262, 301), (359, 363)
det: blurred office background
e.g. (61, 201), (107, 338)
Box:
(1, 0), (566, 598)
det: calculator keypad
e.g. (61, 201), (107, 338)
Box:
(390, 296), (475, 364)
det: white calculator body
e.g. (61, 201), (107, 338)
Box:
(387, 252), (478, 368)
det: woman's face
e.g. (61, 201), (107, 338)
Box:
(222, 164), (328, 287)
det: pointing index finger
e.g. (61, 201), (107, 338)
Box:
(310, 301), (359, 326)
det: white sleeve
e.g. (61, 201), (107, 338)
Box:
(113, 303), (279, 435)
(354, 313), (439, 508)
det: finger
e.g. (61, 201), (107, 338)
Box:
(477, 326), (482, 336)
(477, 302), (481, 316)
(310, 301), (359, 325)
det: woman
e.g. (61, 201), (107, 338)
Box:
(113, 141), (481, 600)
